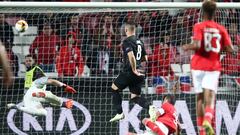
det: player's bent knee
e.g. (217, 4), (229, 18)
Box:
(45, 91), (53, 96)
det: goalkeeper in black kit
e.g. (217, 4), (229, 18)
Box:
(110, 22), (154, 122)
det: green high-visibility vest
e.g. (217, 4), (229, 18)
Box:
(24, 66), (43, 89)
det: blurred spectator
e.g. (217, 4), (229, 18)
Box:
(0, 14), (14, 48)
(221, 46), (240, 87)
(222, 53), (240, 77)
(222, 46), (240, 76)
(67, 14), (84, 49)
(228, 22), (240, 46)
(56, 32), (84, 77)
(28, 13), (61, 36)
(148, 32), (177, 76)
(172, 12), (190, 46)
(88, 14), (121, 75)
(149, 10), (172, 37)
(29, 23), (61, 72)
(80, 13), (97, 66)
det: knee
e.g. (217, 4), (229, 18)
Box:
(45, 91), (53, 96)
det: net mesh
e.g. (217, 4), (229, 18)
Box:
(0, 5), (239, 135)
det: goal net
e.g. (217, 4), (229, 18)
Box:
(0, 2), (239, 135)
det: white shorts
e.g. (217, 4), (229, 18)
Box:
(191, 70), (220, 93)
(23, 86), (46, 109)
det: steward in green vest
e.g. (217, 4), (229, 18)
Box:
(24, 55), (45, 90)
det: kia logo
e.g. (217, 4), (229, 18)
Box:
(7, 98), (91, 135)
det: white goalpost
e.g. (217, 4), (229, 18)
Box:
(0, 2), (239, 135)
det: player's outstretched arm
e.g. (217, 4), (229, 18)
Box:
(182, 40), (201, 51)
(47, 79), (76, 93)
(0, 42), (13, 86)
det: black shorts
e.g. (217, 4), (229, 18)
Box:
(113, 72), (145, 95)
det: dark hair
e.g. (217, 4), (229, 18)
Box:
(125, 21), (136, 32)
(202, 0), (217, 20)
(25, 54), (36, 61)
(163, 94), (176, 105)
(25, 54), (33, 58)
(43, 23), (53, 29)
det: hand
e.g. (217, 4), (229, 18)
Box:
(142, 118), (150, 125)
(176, 121), (182, 135)
(182, 45), (188, 51)
(64, 85), (77, 94)
(133, 69), (145, 76)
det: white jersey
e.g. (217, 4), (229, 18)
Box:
(23, 77), (48, 108)
(31, 76), (48, 91)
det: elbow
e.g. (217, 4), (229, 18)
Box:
(144, 56), (148, 62)
(228, 49), (234, 53)
(226, 45), (234, 53)
(47, 79), (53, 84)
(193, 44), (200, 50)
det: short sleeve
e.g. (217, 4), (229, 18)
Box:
(123, 40), (133, 54)
(192, 24), (202, 41)
(158, 108), (165, 115)
(222, 27), (232, 47)
(34, 76), (48, 88)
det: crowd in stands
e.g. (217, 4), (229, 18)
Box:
(0, 7), (240, 83)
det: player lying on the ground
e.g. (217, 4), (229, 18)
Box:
(7, 76), (76, 116)
(128, 95), (181, 135)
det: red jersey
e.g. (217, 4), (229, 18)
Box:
(148, 44), (176, 76)
(191, 20), (232, 71)
(157, 102), (177, 134)
(56, 46), (84, 76)
(29, 33), (60, 64)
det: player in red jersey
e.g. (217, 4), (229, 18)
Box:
(128, 95), (181, 135)
(182, 1), (234, 135)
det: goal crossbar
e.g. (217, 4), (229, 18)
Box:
(0, 2), (239, 9)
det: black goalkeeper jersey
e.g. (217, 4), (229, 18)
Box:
(122, 35), (146, 73)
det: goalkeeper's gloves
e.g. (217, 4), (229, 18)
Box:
(63, 84), (76, 94)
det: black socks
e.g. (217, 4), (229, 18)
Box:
(112, 88), (151, 114)
(112, 88), (123, 114)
